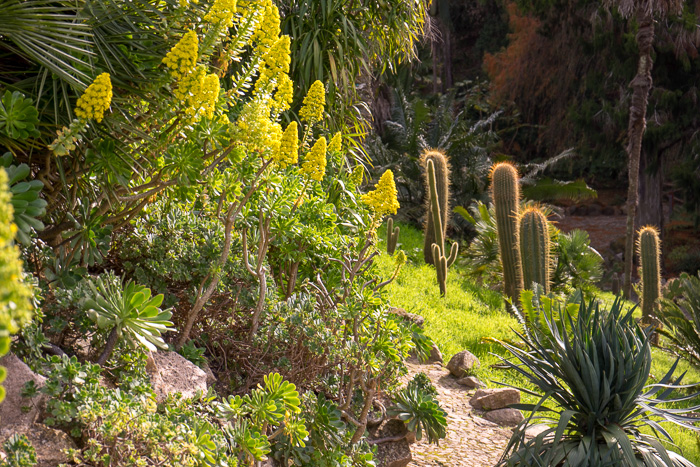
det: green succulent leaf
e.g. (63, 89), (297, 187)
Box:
(0, 91), (40, 140)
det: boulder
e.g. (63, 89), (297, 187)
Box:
(428, 344), (443, 364)
(446, 350), (480, 378)
(484, 408), (524, 426)
(470, 388), (520, 410)
(147, 351), (208, 403)
(0, 354), (46, 427)
(523, 423), (551, 439)
(0, 423), (76, 467)
(457, 376), (485, 389)
(388, 307), (424, 328)
(202, 364), (217, 386)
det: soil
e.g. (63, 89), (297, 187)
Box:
(403, 357), (511, 466)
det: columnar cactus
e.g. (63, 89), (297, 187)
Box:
(427, 159), (458, 296)
(387, 217), (400, 255)
(611, 272), (621, 296)
(637, 226), (662, 325)
(491, 162), (523, 305)
(422, 149), (450, 265)
(519, 206), (551, 294)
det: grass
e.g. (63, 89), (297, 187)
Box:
(377, 220), (700, 464)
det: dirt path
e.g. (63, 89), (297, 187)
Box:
(403, 358), (511, 467)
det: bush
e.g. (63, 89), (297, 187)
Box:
(659, 272), (700, 367)
(495, 296), (700, 466)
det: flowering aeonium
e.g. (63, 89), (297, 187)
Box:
(361, 170), (400, 216)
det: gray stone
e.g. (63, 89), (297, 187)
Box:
(0, 353), (46, 427)
(457, 376), (485, 388)
(484, 408), (524, 426)
(388, 307), (425, 328)
(446, 350), (480, 378)
(428, 344), (443, 364)
(147, 351), (208, 403)
(523, 423), (551, 439)
(0, 423), (76, 467)
(470, 388), (520, 410)
(202, 364), (217, 386)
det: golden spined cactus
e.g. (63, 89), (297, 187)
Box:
(386, 217), (400, 255)
(637, 226), (662, 327)
(421, 149), (451, 265)
(491, 162), (523, 305)
(519, 206), (551, 294)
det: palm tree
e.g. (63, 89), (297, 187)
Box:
(612, 0), (683, 298)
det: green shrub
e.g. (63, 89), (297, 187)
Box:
(659, 272), (700, 367)
(388, 383), (447, 444)
(1, 434), (37, 467)
(495, 296), (700, 466)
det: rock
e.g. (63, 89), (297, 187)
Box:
(602, 206), (615, 216)
(523, 423), (551, 439)
(470, 388), (520, 410)
(0, 423), (76, 467)
(587, 204), (602, 216)
(202, 364), (217, 386)
(388, 307), (424, 328)
(371, 419), (412, 467)
(457, 376), (485, 388)
(446, 350), (480, 378)
(147, 351), (208, 403)
(484, 408), (524, 426)
(428, 344), (443, 364)
(0, 354), (46, 427)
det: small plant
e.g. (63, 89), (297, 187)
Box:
(495, 296), (700, 466)
(84, 273), (174, 365)
(1, 434), (37, 467)
(552, 229), (603, 292)
(490, 162), (523, 305)
(387, 383), (447, 445)
(638, 226), (662, 327)
(421, 149), (452, 266)
(425, 158), (458, 296)
(518, 206), (551, 294)
(178, 340), (208, 369)
(658, 271), (700, 367)
(1, 153), (46, 245)
(386, 217), (400, 255)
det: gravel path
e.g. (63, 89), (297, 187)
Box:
(404, 358), (511, 467)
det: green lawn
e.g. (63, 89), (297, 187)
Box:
(377, 220), (700, 464)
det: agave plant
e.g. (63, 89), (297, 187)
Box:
(496, 296), (700, 466)
(84, 273), (174, 365)
(658, 271), (700, 367)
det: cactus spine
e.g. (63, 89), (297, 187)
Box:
(422, 150), (450, 265)
(491, 162), (523, 305)
(427, 159), (458, 296)
(637, 226), (662, 325)
(387, 218), (400, 255)
(519, 206), (551, 294)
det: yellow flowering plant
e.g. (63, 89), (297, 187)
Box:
(74, 73), (113, 123)
(301, 136), (327, 181)
(276, 122), (299, 168)
(361, 169), (400, 217)
(298, 80), (325, 125)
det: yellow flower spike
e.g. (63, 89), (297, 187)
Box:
(198, 74), (220, 119)
(273, 73), (294, 113)
(74, 73), (112, 123)
(275, 121), (298, 168)
(361, 170), (400, 216)
(254, 0), (281, 54)
(264, 35), (291, 76)
(328, 132), (342, 153)
(162, 30), (199, 80)
(301, 137), (327, 181)
(204, 0), (237, 28)
(299, 80), (325, 124)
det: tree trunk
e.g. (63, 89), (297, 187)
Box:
(623, 14), (655, 299)
(442, 26), (453, 91)
(636, 146), (664, 240)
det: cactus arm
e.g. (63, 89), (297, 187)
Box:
(446, 242), (459, 268)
